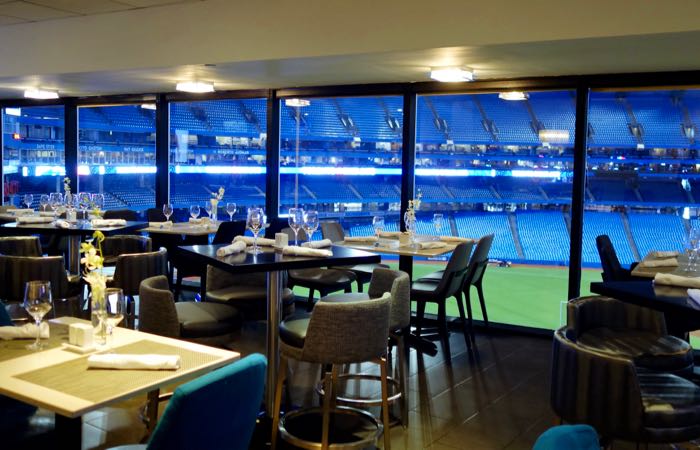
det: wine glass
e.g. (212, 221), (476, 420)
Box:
(190, 205), (201, 220)
(247, 207), (264, 254)
(303, 210), (319, 242)
(23, 281), (52, 351)
(23, 193), (33, 209)
(372, 215), (385, 236)
(226, 202), (237, 221)
(49, 192), (63, 218)
(432, 213), (444, 235)
(39, 194), (49, 212)
(91, 193), (104, 213)
(104, 288), (125, 349)
(78, 192), (91, 222)
(162, 203), (173, 222)
(204, 201), (212, 218)
(288, 207), (304, 246)
(63, 192), (74, 211)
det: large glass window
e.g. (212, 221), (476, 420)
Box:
(416, 91), (576, 329)
(279, 96), (403, 233)
(169, 98), (267, 218)
(78, 104), (156, 211)
(2, 105), (65, 208)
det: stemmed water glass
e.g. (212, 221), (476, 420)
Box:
(247, 207), (264, 254)
(39, 194), (49, 212)
(685, 228), (700, 272)
(190, 205), (201, 221)
(204, 201), (213, 218)
(162, 203), (173, 222)
(23, 281), (52, 351)
(91, 193), (104, 213)
(372, 215), (385, 236)
(432, 213), (444, 235)
(49, 192), (63, 218)
(104, 288), (125, 349)
(23, 193), (33, 209)
(78, 192), (91, 222)
(303, 210), (319, 242)
(288, 207), (304, 245)
(226, 202), (237, 221)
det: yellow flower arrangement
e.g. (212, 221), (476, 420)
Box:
(81, 231), (106, 301)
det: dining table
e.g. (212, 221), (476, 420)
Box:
(139, 220), (221, 237)
(0, 220), (146, 275)
(176, 243), (380, 416)
(0, 317), (239, 449)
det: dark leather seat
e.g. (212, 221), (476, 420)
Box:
(278, 312), (310, 348)
(176, 301), (242, 338)
(102, 235), (152, 266)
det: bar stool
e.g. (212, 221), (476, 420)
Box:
(321, 268), (411, 426)
(271, 293), (393, 450)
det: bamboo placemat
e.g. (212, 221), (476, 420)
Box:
(14, 340), (220, 403)
(0, 326), (68, 363)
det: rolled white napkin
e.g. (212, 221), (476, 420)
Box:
(378, 231), (402, 238)
(54, 219), (71, 229)
(652, 251), (680, 258)
(91, 219), (127, 227)
(0, 322), (49, 340)
(639, 258), (679, 268)
(282, 245), (332, 257)
(87, 354), (181, 370)
(149, 221), (173, 228)
(233, 235), (275, 247)
(16, 216), (54, 224)
(39, 211), (56, 217)
(216, 240), (247, 257)
(654, 273), (700, 289)
(440, 236), (474, 243)
(302, 239), (332, 249)
(688, 289), (700, 306)
(416, 241), (448, 250)
(344, 236), (378, 243)
(7, 209), (34, 216)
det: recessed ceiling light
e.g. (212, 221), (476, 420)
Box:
(429, 67), (474, 83)
(24, 88), (59, 99)
(140, 104), (156, 110)
(175, 81), (215, 93)
(285, 98), (311, 107)
(499, 91), (528, 101)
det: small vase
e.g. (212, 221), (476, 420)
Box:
(210, 199), (219, 222)
(90, 293), (107, 346)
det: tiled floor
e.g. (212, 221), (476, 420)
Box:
(7, 320), (696, 449)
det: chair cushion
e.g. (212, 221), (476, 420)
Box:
(206, 285), (294, 304)
(416, 270), (444, 283)
(279, 313), (311, 349)
(577, 327), (692, 372)
(175, 302), (242, 338)
(321, 293), (370, 303)
(289, 268), (355, 287)
(640, 371), (700, 429)
(410, 280), (440, 301)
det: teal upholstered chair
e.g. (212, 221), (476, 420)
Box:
(533, 425), (600, 450)
(113, 353), (266, 450)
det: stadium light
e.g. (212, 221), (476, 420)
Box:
(175, 81), (215, 93)
(285, 98), (311, 107)
(430, 67), (474, 82)
(141, 104), (156, 110)
(5, 107), (21, 116)
(538, 129), (570, 143)
(498, 91), (528, 101)
(24, 89), (59, 99)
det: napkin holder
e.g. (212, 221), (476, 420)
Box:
(69, 323), (94, 348)
(274, 233), (288, 249)
(398, 232), (411, 246)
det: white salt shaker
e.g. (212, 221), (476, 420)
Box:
(274, 233), (289, 249)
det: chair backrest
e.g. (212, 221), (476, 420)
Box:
(367, 268), (411, 331)
(103, 235), (152, 258)
(281, 226), (308, 242)
(112, 248), (168, 296)
(303, 293), (391, 364)
(0, 255), (70, 302)
(435, 242), (474, 298)
(595, 234), (630, 282)
(103, 209), (137, 221)
(212, 220), (247, 245)
(139, 275), (180, 338)
(147, 354), (267, 450)
(265, 217), (288, 239)
(464, 234), (494, 286)
(321, 221), (345, 242)
(0, 236), (42, 256)
(146, 208), (166, 222)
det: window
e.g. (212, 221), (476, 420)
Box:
(77, 104), (156, 211)
(169, 98), (267, 218)
(2, 106), (65, 208)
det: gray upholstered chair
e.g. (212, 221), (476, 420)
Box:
(271, 293), (393, 450)
(321, 268), (411, 425)
(320, 221), (390, 292)
(551, 326), (700, 445)
(205, 265), (296, 320)
(102, 235), (152, 266)
(139, 275), (241, 347)
(0, 236), (42, 256)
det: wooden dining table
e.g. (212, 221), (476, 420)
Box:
(139, 220), (221, 237)
(0, 318), (239, 449)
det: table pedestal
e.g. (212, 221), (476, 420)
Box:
(55, 414), (81, 449)
(265, 270), (284, 416)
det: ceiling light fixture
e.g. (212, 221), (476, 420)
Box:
(498, 91), (528, 101)
(175, 81), (215, 93)
(429, 67), (474, 83)
(24, 88), (59, 99)
(285, 98), (311, 107)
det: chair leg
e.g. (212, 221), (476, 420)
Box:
(271, 356), (288, 450)
(307, 289), (315, 311)
(476, 282), (488, 327)
(464, 288), (474, 335)
(437, 301), (451, 360)
(174, 272), (183, 302)
(321, 367), (333, 450)
(379, 356), (392, 450)
(454, 292), (473, 349)
(414, 301), (426, 336)
(357, 280), (364, 293)
(395, 333), (408, 428)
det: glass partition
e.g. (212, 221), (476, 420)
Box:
(416, 91), (576, 329)
(77, 104), (156, 211)
(2, 105), (65, 208)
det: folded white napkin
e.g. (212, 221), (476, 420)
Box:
(54, 219), (71, 229)
(654, 273), (700, 289)
(0, 322), (49, 340)
(91, 219), (127, 227)
(39, 211), (56, 217)
(149, 221), (173, 228)
(7, 209), (34, 216)
(188, 217), (211, 225)
(378, 231), (402, 238)
(651, 251), (680, 258)
(688, 289), (700, 306)
(216, 240), (247, 257)
(233, 235), (275, 247)
(302, 239), (332, 249)
(344, 236), (378, 243)
(87, 354), (181, 370)
(440, 236), (474, 243)
(16, 216), (54, 224)
(282, 245), (332, 257)
(639, 258), (679, 268)
(416, 241), (448, 250)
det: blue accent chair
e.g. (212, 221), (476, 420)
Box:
(533, 425), (600, 450)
